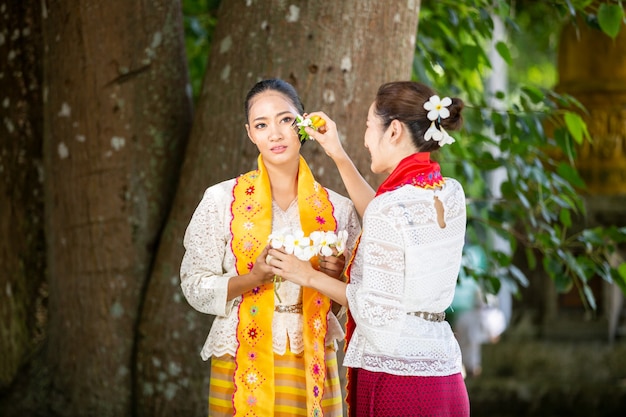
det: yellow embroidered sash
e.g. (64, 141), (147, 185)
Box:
(231, 155), (337, 416)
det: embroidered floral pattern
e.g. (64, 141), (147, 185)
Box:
(313, 317), (322, 332)
(248, 328), (258, 339)
(312, 363), (321, 375)
(246, 372), (259, 385)
(232, 156), (336, 416)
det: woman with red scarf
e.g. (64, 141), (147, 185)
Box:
(268, 81), (470, 417)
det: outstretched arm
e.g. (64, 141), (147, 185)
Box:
(305, 111), (375, 217)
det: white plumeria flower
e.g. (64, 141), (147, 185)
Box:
(424, 95), (452, 121)
(438, 126), (456, 146)
(283, 230), (310, 255)
(308, 231), (324, 255)
(311, 231), (338, 256)
(334, 230), (349, 256)
(296, 114), (313, 128)
(268, 228), (290, 249)
(296, 245), (317, 261)
(424, 121), (443, 142)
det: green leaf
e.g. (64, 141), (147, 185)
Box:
(543, 256), (564, 282)
(521, 85), (545, 104)
(460, 44), (481, 70)
(563, 111), (589, 144)
(615, 263), (626, 296)
(582, 283), (597, 310)
(495, 41), (513, 65)
(556, 162), (587, 188)
(553, 272), (572, 293)
(508, 264), (529, 287)
(559, 208), (572, 227)
(598, 3), (624, 39)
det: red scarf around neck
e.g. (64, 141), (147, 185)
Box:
(375, 152), (445, 196)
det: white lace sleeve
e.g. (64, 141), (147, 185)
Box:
(341, 199), (362, 263)
(346, 213), (407, 353)
(180, 184), (237, 317)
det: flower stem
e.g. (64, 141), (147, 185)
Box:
(272, 275), (282, 303)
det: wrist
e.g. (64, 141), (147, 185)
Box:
(247, 270), (265, 287)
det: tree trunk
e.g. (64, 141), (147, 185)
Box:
(136, 1), (420, 415)
(42, 1), (192, 416)
(0, 0), (45, 392)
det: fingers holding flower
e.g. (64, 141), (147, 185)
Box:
(301, 112), (346, 161)
(295, 113), (329, 141)
(267, 247), (316, 288)
(319, 253), (346, 280)
(252, 245), (276, 284)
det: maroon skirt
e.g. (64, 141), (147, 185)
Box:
(351, 368), (470, 417)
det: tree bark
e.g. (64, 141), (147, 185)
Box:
(0, 0), (45, 391)
(136, 1), (420, 415)
(42, 1), (192, 416)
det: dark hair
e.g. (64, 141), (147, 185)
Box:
(374, 81), (464, 152)
(244, 78), (307, 143)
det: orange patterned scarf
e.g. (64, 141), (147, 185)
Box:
(230, 154), (337, 416)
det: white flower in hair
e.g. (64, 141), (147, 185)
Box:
(438, 126), (456, 146)
(424, 95), (452, 121)
(424, 122), (443, 142)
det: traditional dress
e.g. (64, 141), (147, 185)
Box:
(344, 152), (470, 417)
(181, 155), (361, 417)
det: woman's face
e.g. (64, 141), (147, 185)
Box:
(364, 102), (389, 174)
(246, 91), (301, 165)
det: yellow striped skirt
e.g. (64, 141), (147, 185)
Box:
(208, 346), (343, 417)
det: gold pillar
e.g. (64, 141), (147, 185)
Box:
(557, 16), (626, 195)
(555, 14), (626, 341)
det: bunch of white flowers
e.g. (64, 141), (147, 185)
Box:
(266, 228), (348, 302)
(268, 228), (348, 260)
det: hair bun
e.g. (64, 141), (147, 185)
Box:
(440, 97), (464, 132)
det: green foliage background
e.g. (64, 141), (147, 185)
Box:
(182, 0), (626, 309)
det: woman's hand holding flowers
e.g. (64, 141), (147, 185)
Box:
(318, 253), (346, 280)
(266, 229), (349, 291)
(299, 112), (348, 162)
(251, 245), (277, 284)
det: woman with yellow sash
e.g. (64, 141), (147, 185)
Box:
(180, 79), (361, 417)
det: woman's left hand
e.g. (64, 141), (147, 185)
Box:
(319, 253), (345, 280)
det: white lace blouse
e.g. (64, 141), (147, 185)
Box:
(343, 178), (466, 377)
(180, 178), (361, 360)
